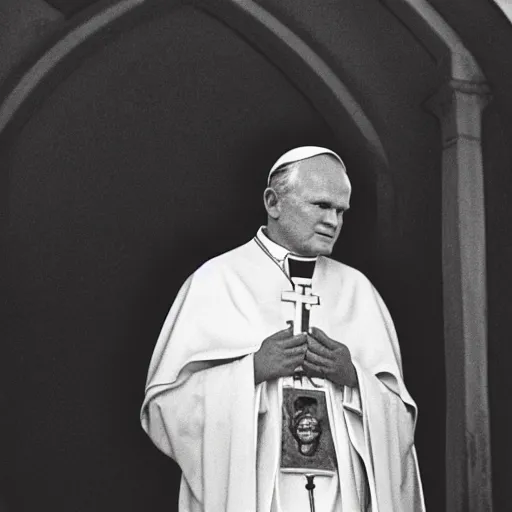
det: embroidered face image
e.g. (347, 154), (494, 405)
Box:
(290, 396), (322, 456)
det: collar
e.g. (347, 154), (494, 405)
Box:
(255, 227), (320, 285)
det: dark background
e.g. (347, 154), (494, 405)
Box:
(1, 1), (511, 511)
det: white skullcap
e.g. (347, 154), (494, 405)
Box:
(267, 146), (346, 186)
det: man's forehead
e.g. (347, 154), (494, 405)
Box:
(302, 183), (351, 202)
(296, 155), (350, 187)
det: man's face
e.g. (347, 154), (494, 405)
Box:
(272, 155), (351, 257)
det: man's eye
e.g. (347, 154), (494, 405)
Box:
(315, 203), (329, 209)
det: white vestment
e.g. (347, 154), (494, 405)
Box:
(140, 232), (425, 512)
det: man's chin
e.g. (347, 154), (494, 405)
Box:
(304, 243), (334, 257)
(317, 247), (333, 256)
(290, 239), (335, 257)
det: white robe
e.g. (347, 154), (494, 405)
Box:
(140, 238), (425, 511)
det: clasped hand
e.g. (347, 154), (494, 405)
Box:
(253, 326), (357, 388)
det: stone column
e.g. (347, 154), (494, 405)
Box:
(426, 79), (492, 512)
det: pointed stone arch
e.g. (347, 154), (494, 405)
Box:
(0, 0), (397, 244)
(0, 0), (387, 164)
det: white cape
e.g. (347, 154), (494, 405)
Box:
(141, 239), (425, 511)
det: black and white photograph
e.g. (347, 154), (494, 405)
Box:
(2, 1), (511, 511)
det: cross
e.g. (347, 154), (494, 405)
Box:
(281, 255), (320, 380)
(282, 278), (320, 336)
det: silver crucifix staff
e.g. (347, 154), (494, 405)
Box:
(280, 255), (335, 512)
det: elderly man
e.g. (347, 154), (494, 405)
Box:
(141, 147), (425, 511)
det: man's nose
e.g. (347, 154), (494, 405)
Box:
(323, 209), (339, 228)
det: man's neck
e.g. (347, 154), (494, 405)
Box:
(262, 226), (282, 247)
(257, 226), (290, 261)
(259, 226), (318, 262)
(263, 225), (296, 255)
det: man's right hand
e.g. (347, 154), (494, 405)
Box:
(253, 326), (308, 384)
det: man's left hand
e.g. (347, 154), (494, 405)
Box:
(303, 327), (358, 388)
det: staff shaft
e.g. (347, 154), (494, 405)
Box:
(305, 475), (316, 512)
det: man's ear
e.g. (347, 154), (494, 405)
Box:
(263, 187), (280, 219)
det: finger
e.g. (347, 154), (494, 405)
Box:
(281, 333), (308, 348)
(310, 327), (341, 350)
(280, 350), (307, 369)
(305, 348), (331, 368)
(306, 336), (332, 358)
(288, 354), (307, 370)
(278, 343), (307, 361)
(286, 343), (308, 356)
(302, 359), (324, 378)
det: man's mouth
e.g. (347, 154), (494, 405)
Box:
(316, 232), (334, 240)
